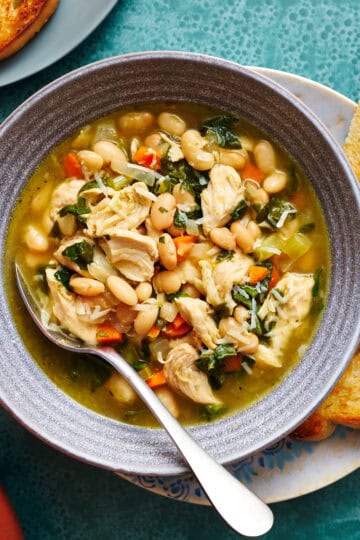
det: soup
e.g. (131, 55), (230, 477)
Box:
(6, 103), (329, 427)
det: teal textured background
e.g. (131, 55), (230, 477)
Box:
(1, 0), (360, 538)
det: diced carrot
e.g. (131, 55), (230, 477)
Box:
(162, 314), (192, 338)
(134, 146), (161, 170)
(268, 265), (281, 290)
(223, 356), (242, 373)
(147, 325), (161, 339)
(64, 153), (83, 179)
(240, 161), (265, 183)
(146, 369), (167, 388)
(173, 235), (197, 261)
(290, 190), (306, 210)
(96, 324), (123, 344)
(248, 265), (269, 285)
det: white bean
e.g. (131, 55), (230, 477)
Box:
(245, 182), (269, 204)
(158, 112), (186, 136)
(118, 112), (154, 136)
(210, 227), (236, 250)
(151, 193), (177, 230)
(153, 270), (182, 294)
(93, 140), (127, 174)
(181, 283), (201, 298)
(263, 170), (288, 194)
(181, 129), (214, 171)
(155, 386), (180, 418)
(107, 276), (137, 306)
(77, 150), (104, 172)
(230, 221), (254, 253)
(24, 225), (49, 253)
(30, 181), (54, 213)
(217, 149), (247, 169)
(107, 373), (137, 403)
(135, 282), (153, 302)
(134, 305), (159, 336)
(69, 276), (105, 296)
(158, 233), (177, 270)
(254, 140), (276, 174)
(247, 220), (262, 240)
(172, 183), (196, 209)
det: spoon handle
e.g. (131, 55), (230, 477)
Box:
(96, 346), (273, 537)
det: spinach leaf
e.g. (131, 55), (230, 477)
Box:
(199, 404), (227, 422)
(312, 267), (323, 297)
(59, 196), (91, 224)
(216, 250), (234, 262)
(256, 197), (297, 228)
(62, 240), (94, 270)
(212, 303), (232, 325)
(195, 343), (237, 390)
(231, 199), (248, 219)
(299, 222), (315, 234)
(200, 115), (241, 149)
(54, 266), (73, 290)
(158, 159), (209, 202)
(173, 207), (202, 229)
(166, 291), (189, 301)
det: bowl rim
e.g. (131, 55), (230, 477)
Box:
(1, 50), (360, 476)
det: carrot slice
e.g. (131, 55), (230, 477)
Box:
(146, 369), (166, 388)
(147, 325), (161, 339)
(134, 146), (161, 170)
(162, 315), (192, 338)
(268, 265), (281, 290)
(173, 235), (197, 261)
(96, 324), (123, 344)
(240, 161), (265, 183)
(64, 153), (83, 179)
(248, 265), (269, 285)
(223, 356), (242, 373)
(290, 190), (306, 210)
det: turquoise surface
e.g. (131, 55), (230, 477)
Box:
(1, 0), (359, 538)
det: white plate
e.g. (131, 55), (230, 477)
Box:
(117, 68), (360, 504)
(0, 0), (118, 87)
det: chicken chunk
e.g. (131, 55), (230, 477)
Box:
(177, 259), (206, 295)
(175, 297), (220, 349)
(100, 230), (158, 282)
(54, 235), (95, 277)
(160, 132), (184, 162)
(256, 273), (315, 367)
(46, 268), (97, 345)
(201, 165), (245, 234)
(200, 251), (252, 310)
(85, 182), (152, 237)
(49, 179), (86, 221)
(164, 344), (220, 405)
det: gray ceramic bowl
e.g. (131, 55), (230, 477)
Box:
(1, 52), (360, 476)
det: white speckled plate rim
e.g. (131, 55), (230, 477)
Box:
(116, 68), (360, 504)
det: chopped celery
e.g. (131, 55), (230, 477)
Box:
(138, 365), (153, 381)
(282, 233), (312, 259)
(71, 125), (93, 149)
(110, 175), (133, 190)
(255, 234), (285, 261)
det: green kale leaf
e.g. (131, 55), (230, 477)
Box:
(54, 266), (73, 290)
(256, 197), (297, 228)
(62, 240), (94, 270)
(200, 115), (241, 149)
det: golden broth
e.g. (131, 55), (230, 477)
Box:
(5, 103), (329, 427)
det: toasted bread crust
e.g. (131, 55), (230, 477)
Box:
(292, 353), (360, 441)
(0, 0), (59, 60)
(344, 101), (360, 182)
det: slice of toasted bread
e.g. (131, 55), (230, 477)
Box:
(0, 0), (59, 60)
(292, 353), (360, 441)
(344, 100), (360, 182)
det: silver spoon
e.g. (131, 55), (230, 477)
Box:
(15, 262), (273, 537)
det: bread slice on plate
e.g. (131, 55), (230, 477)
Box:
(292, 352), (360, 441)
(0, 0), (59, 60)
(344, 100), (360, 181)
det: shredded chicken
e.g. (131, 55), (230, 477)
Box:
(160, 132), (184, 162)
(175, 297), (220, 349)
(164, 344), (221, 405)
(177, 259), (206, 295)
(85, 182), (152, 237)
(201, 165), (245, 234)
(256, 273), (315, 367)
(200, 251), (252, 310)
(49, 179), (85, 221)
(46, 268), (97, 345)
(100, 230), (158, 282)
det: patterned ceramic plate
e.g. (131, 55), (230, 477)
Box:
(117, 68), (360, 504)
